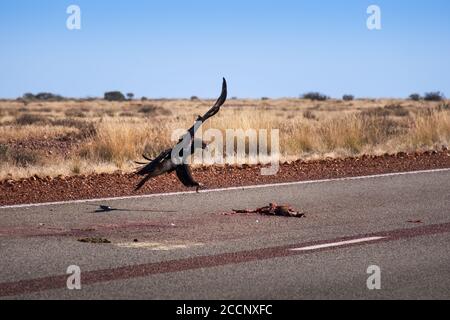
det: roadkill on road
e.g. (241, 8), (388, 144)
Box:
(226, 203), (306, 218)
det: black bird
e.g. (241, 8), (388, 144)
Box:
(98, 205), (115, 212)
(135, 78), (227, 192)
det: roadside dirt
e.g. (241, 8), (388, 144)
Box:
(1, 150), (449, 206)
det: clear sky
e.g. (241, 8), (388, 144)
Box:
(0, 0), (449, 99)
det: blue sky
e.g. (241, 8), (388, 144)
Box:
(0, 0), (449, 99)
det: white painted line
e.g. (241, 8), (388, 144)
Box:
(1, 168), (449, 210)
(290, 237), (386, 251)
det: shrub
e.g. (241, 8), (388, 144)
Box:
(71, 160), (82, 175)
(302, 92), (329, 101)
(159, 108), (172, 116)
(126, 93), (134, 100)
(424, 92), (445, 102)
(119, 112), (135, 117)
(438, 103), (449, 111)
(409, 93), (422, 101)
(261, 97), (270, 101)
(4, 148), (41, 167)
(36, 92), (64, 101)
(138, 105), (158, 114)
(362, 104), (409, 118)
(0, 144), (43, 167)
(361, 107), (389, 118)
(51, 119), (96, 139)
(22, 93), (35, 100)
(343, 95), (354, 101)
(16, 113), (49, 125)
(141, 97), (148, 101)
(190, 96), (199, 101)
(14, 150), (39, 167)
(104, 91), (126, 101)
(385, 104), (409, 117)
(64, 109), (86, 118)
(21, 92), (64, 101)
(303, 110), (317, 120)
(0, 144), (8, 163)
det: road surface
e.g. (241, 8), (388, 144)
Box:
(1, 169), (449, 299)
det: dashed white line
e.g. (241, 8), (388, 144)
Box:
(290, 237), (387, 251)
(1, 168), (449, 210)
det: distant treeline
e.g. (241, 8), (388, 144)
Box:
(18, 91), (136, 102)
(21, 92), (66, 101)
(15, 90), (447, 102)
(299, 91), (446, 102)
(408, 92), (446, 102)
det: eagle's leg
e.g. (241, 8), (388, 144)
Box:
(195, 182), (204, 193)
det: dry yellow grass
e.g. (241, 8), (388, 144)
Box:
(0, 98), (449, 180)
(0, 125), (79, 142)
(78, 118), (175, 168)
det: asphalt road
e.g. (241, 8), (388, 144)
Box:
(0, 169), (449, 300)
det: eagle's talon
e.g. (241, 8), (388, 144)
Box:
(196, 183), (204, 193)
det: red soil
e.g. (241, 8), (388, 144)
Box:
(1, 150), (449, 206)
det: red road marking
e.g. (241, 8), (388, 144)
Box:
(1, 222), (450, 297)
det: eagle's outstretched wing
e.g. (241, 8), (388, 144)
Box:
(179, 78), (227, 145)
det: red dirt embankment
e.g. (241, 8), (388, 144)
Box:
(1, 150), (449, 206)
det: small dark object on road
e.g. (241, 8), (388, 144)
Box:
(100, 205), (114, 211)
(78, 237), (111, 244)
(407, 220), (423, 224)
(94, 205), (118, 213)
(91, 204), (176, 214)
(232, 203), (305, 218)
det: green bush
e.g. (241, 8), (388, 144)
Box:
(343, 95), (354, 101)
(302, 92), (329, 101)
(424, 92), (445, 102)
(409, 93), (422, 101)
(104, 91), (126, 101)
(22, 92), (64, 101)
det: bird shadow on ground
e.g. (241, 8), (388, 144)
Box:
(87, 204), (177, 214)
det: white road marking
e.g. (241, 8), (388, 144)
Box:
(290, 237), (386, 251)
(1, 168), (449, 210)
